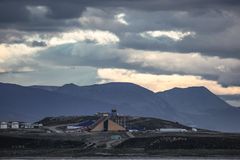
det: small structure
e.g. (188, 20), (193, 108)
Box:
(11, 122), (19, 129)
(96, 112), (110, 117)
(111, 108), (118, 117)
(0, 122), (8, 129)
(159, 128), (188, 133)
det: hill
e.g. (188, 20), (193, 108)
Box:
(157, 87), (240, 132)
(38, 115), (191, 131)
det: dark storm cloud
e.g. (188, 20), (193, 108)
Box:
(0, 1), (29, 23)
(119, 31), (240, 59)
(31, 41), (47, 47)
(0, 0), (83, 31)
(110, 8), (240, 59)
(1, 0), (240, 30)
(1, 0), (240, 58)
(218, 73), (240, 87)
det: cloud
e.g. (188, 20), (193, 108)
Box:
(76, 7), (239, 59)
(140, 30), (195, 41)
(0, 55), (36, 75)
(115, 13), (128, 25)
(78, 7), (129, 32)
(48, 29), (119, 46)
(126, 50), (240, 82)
(36, 42), (126, 68)
(1, 1), (240, 58)
(26, 5), (49, 18)
(35, 42), (240, 88)
(225, 100), (240, 107)
(0, 28), (119, 78)
(0, 28), (119, 46)
(119, 24), (240, 59)
(0, 42), (44, 75)
(218, 73), (240, 86)
(31, 41), (47, 47)
(0, 43), (42, 61)
(220, 94), (240, 107)
(0, 65), (98, 86)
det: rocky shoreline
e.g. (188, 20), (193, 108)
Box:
(1, 131), (240, 157)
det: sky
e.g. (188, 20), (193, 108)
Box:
(0, 0), (240, 106)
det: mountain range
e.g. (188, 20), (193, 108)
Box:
(0, 82), (239, 132)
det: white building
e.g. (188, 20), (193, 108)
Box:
(159, 128), (188, 133)
(11, 122), (19, 129)
(0, 122), (8, 129)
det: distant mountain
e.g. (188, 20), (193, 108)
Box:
(0, 82), (111, 121)
(54, 82), (179, 120)
(0, 82), (240, 132)
(30, 85), (59, 92)
(0, 82), (178, 123)
(157, 87), (240, 132)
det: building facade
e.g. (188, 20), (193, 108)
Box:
(91, 117), (126, 132)
(11, 122), (19, 129)
(0, 122), (8, 129)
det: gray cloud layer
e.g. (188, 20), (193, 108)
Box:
(0, 0), (240, 92)
(35, 42), (240, 87)
(1, 0), (240, 58)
